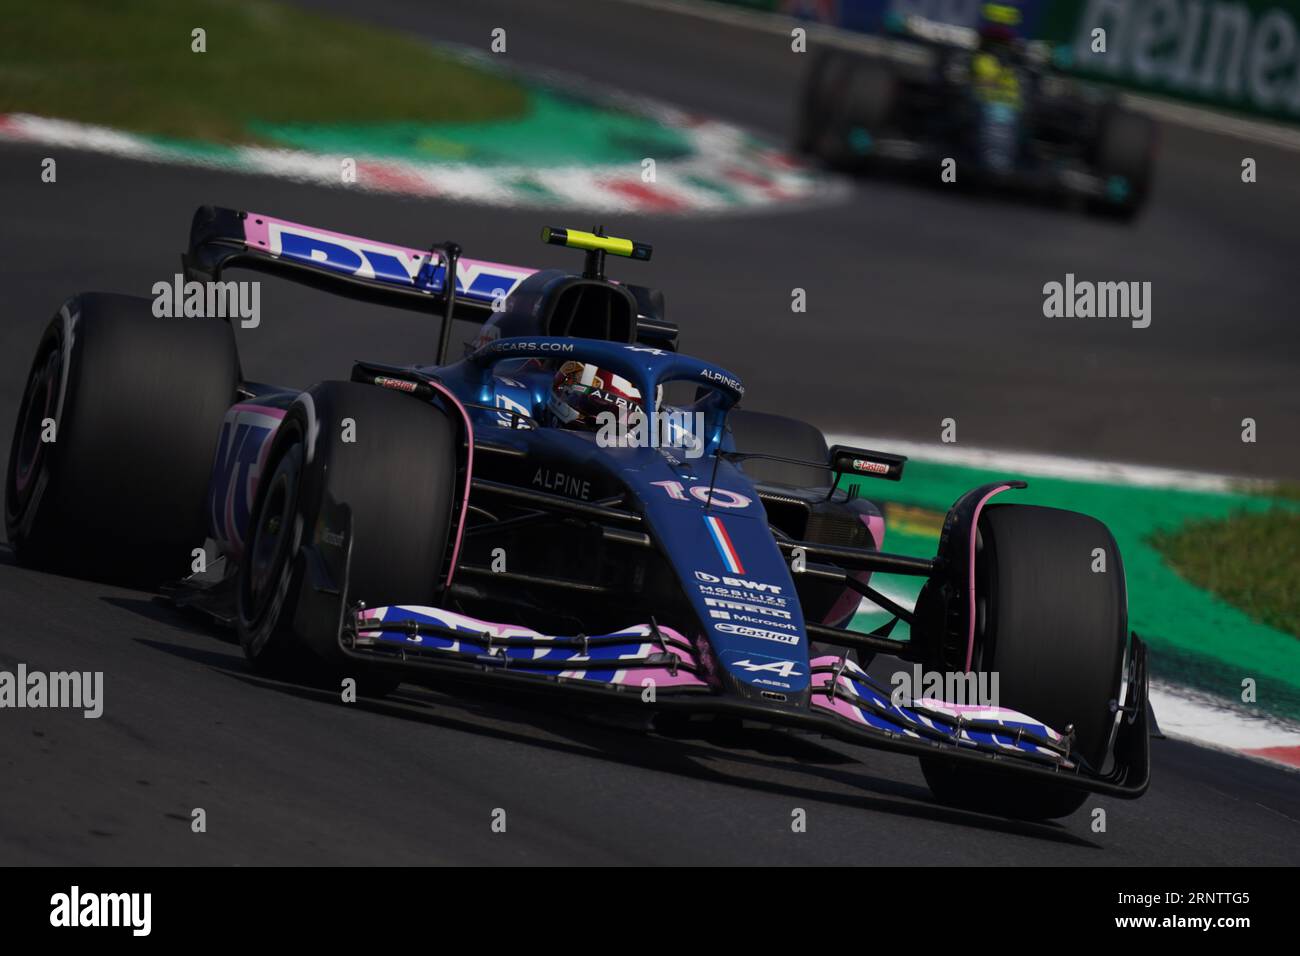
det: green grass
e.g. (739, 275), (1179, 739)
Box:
(1150, 508), (1300, 639)
(0, 0), (527, 144)
(1260, 480), (1300, 502)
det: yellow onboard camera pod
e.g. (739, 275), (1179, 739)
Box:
(542, 227), (652, 262)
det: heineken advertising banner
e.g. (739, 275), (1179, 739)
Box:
(711, 1), (1300, 124)
(1049, 1), (1300, 122)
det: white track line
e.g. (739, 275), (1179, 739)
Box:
(824, 432), (1273, 493)
(0, 98), (837, 215)
(1150, 682), (1300, 770)
(826, 435), (1298, 769)
(1122, 92), (1300, 153)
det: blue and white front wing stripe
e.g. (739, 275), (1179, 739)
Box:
(354, 605), (708, 689)
(809, 656), (1069, 763)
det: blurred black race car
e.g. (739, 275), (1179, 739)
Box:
(796, 12), (1157, 219)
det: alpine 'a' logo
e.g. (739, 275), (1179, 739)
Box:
(732, 659), (803, 678)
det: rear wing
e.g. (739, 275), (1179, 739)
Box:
(182, 205), (675, 361)
(183, 205), (535, 321)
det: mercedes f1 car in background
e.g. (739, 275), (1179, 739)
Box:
(796, 6), (1158, 219)
(5, 205), (1149, 819)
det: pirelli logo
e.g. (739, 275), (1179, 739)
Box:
(704, 597), (791, 620)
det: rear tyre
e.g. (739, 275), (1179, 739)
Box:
(832, 57), (898, 168)
(920, 504), (1128, 820)
(796, 49), (846, 155)
(800, 53), (897, 168)
(842, 58), (898, 131)
(236, 381), (460, 697)
(1089, 106), (1155, 221)
(5, 293), (239, 584)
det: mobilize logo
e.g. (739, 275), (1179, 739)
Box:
(50, 886), (151, 936)
(696, 583), (788, 607)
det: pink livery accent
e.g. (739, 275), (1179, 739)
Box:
(356, 608), (707, 689)
(866, 512), (885, 550)
(965, 484), (1015, 671)
(807, 655), (1065, 753)
(421, 378), (474, 590)
(242, 212), (534, 291)
(821, 512), (885, 627)
(811, 691), (882, 727)
(209, 403), (287, 558)
(809, 654), (857, 669)
(227, 402), (286, 421)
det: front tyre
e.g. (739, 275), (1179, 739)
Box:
(1089, 106), (1156, 221)
(236, 381), (461, 695)
(920, 504), (1128, 820)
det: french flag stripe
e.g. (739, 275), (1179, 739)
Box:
(704, 515), (744, 575)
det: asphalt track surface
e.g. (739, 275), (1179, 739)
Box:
(0, 0), (1296, 865)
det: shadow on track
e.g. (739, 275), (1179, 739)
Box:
(110, 593), (1101, 851)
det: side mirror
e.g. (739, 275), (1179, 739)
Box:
(828, 445), (907, 482)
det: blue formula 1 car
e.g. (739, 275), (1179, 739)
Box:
(5, 205), (1149, 819)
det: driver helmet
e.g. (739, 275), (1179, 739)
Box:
(976, 2), (1024, 52)
(547, 361), (647, 430)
